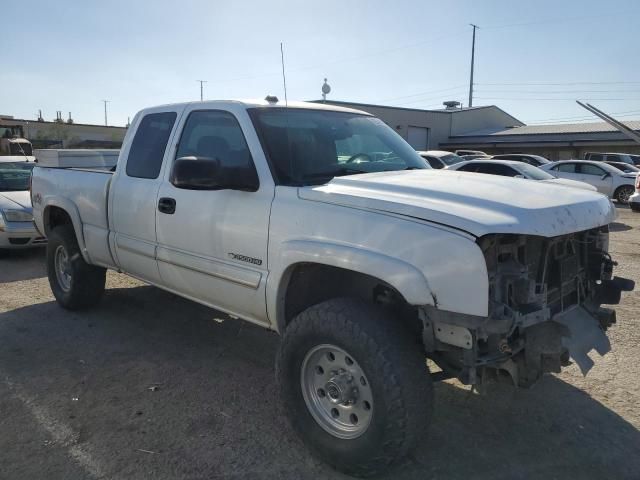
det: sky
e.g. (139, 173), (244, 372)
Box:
(2, 0), (639, 127)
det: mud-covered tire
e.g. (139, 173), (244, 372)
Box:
(615, 185), (634, 204)
(276, 298), (433, 477)
(47, 225), (106, 310)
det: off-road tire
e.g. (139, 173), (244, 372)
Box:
(615, 185), (634, 204)
(47, 225), (106, 310)
(276, 298), (433, 477)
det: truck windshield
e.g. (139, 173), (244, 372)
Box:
(249, 108), (429, 185)
(0, 162), (34, 191)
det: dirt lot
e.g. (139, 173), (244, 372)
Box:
(1, 207), (639, 480)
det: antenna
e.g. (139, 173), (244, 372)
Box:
(280, 42), (288, 107)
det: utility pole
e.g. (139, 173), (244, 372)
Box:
(102, 100), (109, 126)
(468, 24), (478, 108)
(196, 80), (207, 101)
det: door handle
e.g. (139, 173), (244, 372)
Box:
(158, 197), (176, 214)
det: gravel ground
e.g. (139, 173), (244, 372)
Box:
(1, 207), (639, 480)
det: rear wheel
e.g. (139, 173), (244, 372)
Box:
(615, 185), (634, 204)
(47, 225), (106, 310)
(276, 298), (433, 477)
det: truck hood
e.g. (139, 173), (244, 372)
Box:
(299, 170), (615, 238)
(0, 190), (32, 211)
(540, 178), (597, 192)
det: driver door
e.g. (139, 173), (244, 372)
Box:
(155, 106), (274, 325)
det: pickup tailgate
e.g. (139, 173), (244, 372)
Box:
(32, 166), (116, 268)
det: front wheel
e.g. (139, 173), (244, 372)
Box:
(47, 225), (106, 310)
(276, 298), (433, 477)
(615, 185), (634, 204)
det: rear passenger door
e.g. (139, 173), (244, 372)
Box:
(576, 163), (614, 195)
(109, 106), (184, 284)
(551, 162), (581, 182)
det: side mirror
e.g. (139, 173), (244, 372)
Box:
(601, 172), (611, 180)
(514, 174), (526, 179)
(170, 156), (259, 192)
(171, 157), (222, 190)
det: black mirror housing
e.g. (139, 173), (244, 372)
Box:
(170, 156), (260, 192)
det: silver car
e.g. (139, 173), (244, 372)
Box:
(0, 159), (46, 256)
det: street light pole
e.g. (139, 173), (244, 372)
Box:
(102, 99), (110, 126)
(196, 80), (208, 101)
(468, 24), (479, 108)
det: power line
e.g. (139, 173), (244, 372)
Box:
(477, 89), (640, 94)
(526, 108), (640, 123)
(379, 85), (468, 103)
(475, 97), (640, 101)
(481, 10), (634, 30)
(477, 81), (640, 86)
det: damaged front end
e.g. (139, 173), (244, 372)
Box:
(422, 226), (634, 387)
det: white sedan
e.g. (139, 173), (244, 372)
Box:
(0, 159), (46, 257)
(541, 160), (637, 204)
(447, 159), (596, 191)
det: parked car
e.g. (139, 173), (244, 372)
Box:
(541, 160), (637, 203)
(604, 161), (640, 174)
(454, 149), (486, 156)
(0, 157), (46, 257)
(448, 159), (596, 191)
(31, 99), (633, 477)
(417, 150), (464, 169)
(628, 176), (640, 212)
(584, 152), (640, 166)
(459, 154), (490, 161)
(490, 153), (551, 167)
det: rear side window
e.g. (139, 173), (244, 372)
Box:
(422, 156), (443, 169)
(457, 163), (479, 172)
(605, 154), (621, 162)
(579, 164), (605, 176)
(126, 112), (177, 179)
(556, 163), (577, 173)
(588, 153), (603, 161)
(474, 163), (517, 176)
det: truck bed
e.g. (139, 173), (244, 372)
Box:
(31, 166), (116, 268)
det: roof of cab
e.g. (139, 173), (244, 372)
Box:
(138, 99), (372, 116)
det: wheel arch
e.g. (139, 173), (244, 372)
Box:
(42, 199), (90, 263)
(268, 240), (435, 333)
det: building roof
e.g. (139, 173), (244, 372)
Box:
(455, 121), (640, 137)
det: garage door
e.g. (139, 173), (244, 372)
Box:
(407, 126), (429, 150)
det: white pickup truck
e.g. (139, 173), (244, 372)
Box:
(31, 98), (633, 477)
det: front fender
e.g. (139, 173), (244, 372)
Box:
(266, 240), (435, 331)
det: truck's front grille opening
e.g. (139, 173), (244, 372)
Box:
(480, 227), (609, 319)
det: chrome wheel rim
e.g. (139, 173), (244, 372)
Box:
(301, 344), (373, 439)
(54, 245), (72, 292)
